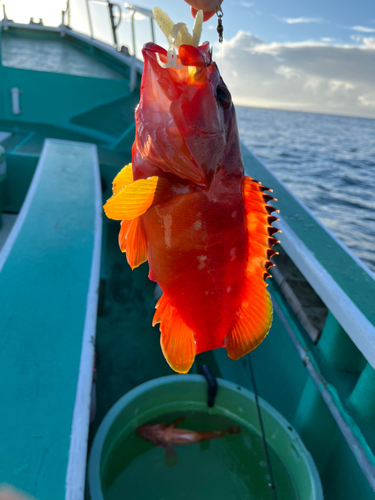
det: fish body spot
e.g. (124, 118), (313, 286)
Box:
(230, 248), (236, 261)
(231, 211), (237, 218)
(164, 214), (172, 248)
(197, 255), (207, 270)
(227, 287), (231, 293)
(193, 219), (202, 230)
(205, 291), (209, 295)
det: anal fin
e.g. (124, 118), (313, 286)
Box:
(119, 217), (148, 269)
(164, 445), (179, 468)
(153, 294), (196, 374)
(225, 276), (272, 359)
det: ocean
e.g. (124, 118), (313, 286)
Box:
(236, 107), (375, 274)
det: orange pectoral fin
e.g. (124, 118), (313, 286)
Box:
(153, 294), (196, 374)
(112, 163), (133, 194)
(104, 176), (172, 221)
(119, 217), (148, 269)
(225, 176), (279, 360)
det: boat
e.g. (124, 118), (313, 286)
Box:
(0, 2), (374, 499)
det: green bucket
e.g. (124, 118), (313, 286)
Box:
(88, 375), (323, 500)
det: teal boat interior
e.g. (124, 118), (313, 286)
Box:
(0, 4), (375, 499)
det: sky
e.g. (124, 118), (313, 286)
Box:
(2, 0), (375, 118)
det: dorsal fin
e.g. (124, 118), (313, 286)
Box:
(170, 417), (185, 428)
(224, 176), (279, 360)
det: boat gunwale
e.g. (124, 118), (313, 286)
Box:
(0, 19), (144, 90)
(64, 140), (102, 500)
(242, 144), (375, 369)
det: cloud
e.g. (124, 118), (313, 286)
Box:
(350, 26), (375, 33)
(351, 34), (364, 42)
(281, 17), (324, 24)
(240, 2), (254, 7)
(217, 31), (375, 118)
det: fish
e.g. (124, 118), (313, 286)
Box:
(136, 417), (241, 467)
(103, 11), (279, 374)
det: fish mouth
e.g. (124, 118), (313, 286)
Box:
(143, 42), (212, 70)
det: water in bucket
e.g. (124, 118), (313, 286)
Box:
(102, 411), (299, 500)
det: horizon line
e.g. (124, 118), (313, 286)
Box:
(234, 103), (375, 121)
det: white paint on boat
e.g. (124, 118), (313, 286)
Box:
(65, 143), (102, 500)
(10, 87), (22, 115)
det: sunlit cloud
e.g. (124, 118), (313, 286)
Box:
(281, 17), (325, 25)
(350, 25), (375, 33)
(218, 31), (375, 118)
(240, 2), (254, 7)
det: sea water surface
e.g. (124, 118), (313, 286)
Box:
(236, 107), (375, 274)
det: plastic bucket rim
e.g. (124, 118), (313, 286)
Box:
(88, 374), (323, 500)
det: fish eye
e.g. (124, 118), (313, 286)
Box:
(216, 84), (232, 110)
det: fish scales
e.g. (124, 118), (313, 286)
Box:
(104, 40), (278, 373)
(143, 171), (247, 354)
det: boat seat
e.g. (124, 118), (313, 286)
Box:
(0, 139), (102, 500)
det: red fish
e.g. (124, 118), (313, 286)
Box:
(104, 41), (279, 373)
(136, 417), (240, 466)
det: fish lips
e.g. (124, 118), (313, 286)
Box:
(178, 42), (212, 67)
(143, 41), (212, 69)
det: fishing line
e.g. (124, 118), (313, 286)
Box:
(248, 354), (278, 500)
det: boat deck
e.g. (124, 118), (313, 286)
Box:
(1, 29), (126, 80)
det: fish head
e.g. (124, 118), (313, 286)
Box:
(134, 42), (239, 187)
